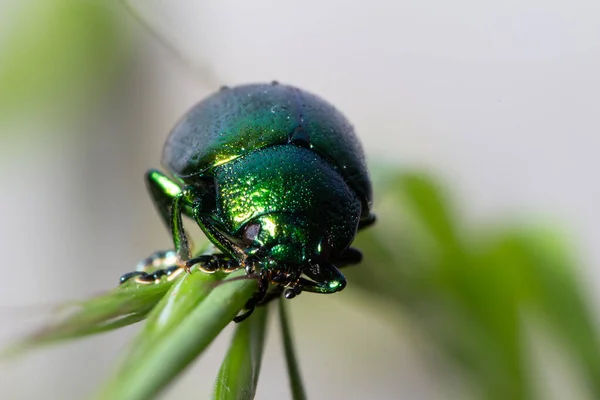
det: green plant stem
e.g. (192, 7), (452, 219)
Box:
(279, 300), (307, 400)
(212, 306), (269, 400)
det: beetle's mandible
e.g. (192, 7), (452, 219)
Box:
(119, 82), (375, 322)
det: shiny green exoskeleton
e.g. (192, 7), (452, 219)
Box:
(120, 82), (375, 322)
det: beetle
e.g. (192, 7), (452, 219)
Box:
(120, 82), (375, 322)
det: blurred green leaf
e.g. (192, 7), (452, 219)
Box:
(502, 228), (600, 397)
(351, 170), (581, 399)
(397, 173), (462, 253)
(279, 300), (307, 400)
(0, 0), (127, 123)
(212, 306), (268, 400)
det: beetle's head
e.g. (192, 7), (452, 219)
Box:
(240, 213), (335, 272)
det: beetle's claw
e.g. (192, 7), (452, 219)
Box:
(233, 307), (254, 323)
(182, 259), (193, 274)
(284, 286), (302, 299)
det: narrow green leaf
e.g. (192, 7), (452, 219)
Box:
(1, 277), (175, 358)
(397, 172), (462, 252)
(514, 228), (600, 398)
(279, 301), (307, 400)
(212, 306), (269, 400)
(95, 270), (257, 400)
(123, 267), (222, 362)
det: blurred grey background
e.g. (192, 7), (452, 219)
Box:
(0, 0), (598, 399)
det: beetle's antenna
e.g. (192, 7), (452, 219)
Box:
(120, 0), (223, 88)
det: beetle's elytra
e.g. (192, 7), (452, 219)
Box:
(120, 82), (375, 322)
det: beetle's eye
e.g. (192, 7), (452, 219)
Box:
(242, 223), (261, 245)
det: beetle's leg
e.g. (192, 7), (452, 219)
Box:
(119, 265), (183, 285)
(193, 211), (246, 261)
(146, 170), (203, 258)
(170, 188), (194, 261)
(253, 247), (361, 305)
(146, 169), (188, 228)
(148, 174), (201, 261)
(332, 247), (363, 268)
(233, 274), (269, 323)
(119, 171), (206, 286)
(119, 250), (184, 284)
(135, 250), (179, 273)
(257, 285), (285, 305)
(358, 213), (376, 231)
(296, 262), (347, 294)
(184, 253), (240, 273)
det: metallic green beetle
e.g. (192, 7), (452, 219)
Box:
(120, 82), (375, 322)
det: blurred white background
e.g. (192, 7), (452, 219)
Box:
(0, 0), (598, 398)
